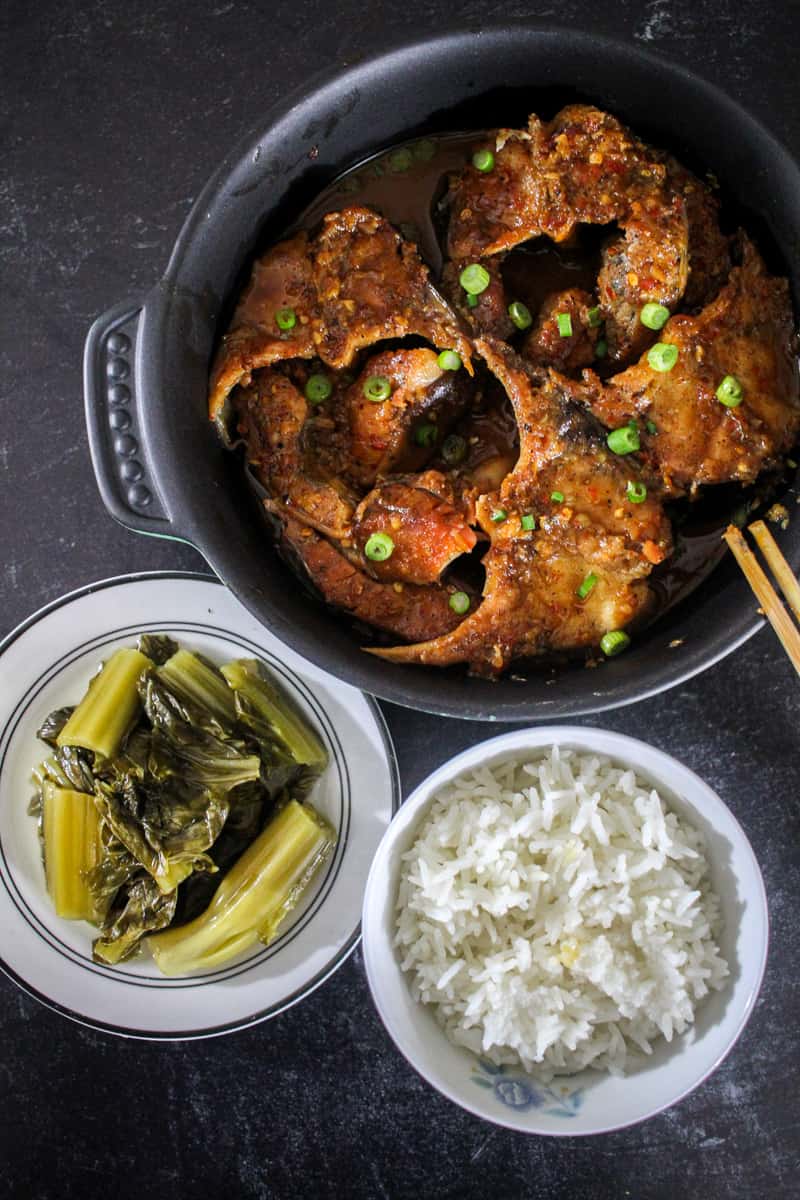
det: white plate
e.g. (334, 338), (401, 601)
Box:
(0, 573), (399, 1039)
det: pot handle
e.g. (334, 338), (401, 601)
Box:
(84, 298), (188, 541)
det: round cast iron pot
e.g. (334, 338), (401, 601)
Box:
(84, 25), (800, 720)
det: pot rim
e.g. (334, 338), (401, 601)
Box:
(103, 24), (800, 719)
(163, 23), (800, 290)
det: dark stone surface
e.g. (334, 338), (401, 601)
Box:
(1, 1), (798, 1196)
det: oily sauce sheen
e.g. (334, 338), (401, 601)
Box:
(287, 134), (784, 642)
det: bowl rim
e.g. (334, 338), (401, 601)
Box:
(362, 725), (770, 1134)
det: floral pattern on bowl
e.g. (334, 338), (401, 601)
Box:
(470, 1059), (584, 1117)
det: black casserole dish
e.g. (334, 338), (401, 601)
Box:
(84, 26), (800, 720)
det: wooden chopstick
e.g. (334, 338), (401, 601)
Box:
(748, 519), (800, 625)
(723, 523), (800, 675)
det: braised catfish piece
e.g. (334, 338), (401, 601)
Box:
(596, 159), (730, 361)
(280, 518), (466, 642)
(235, 371), (357, 538)
(584, 238), (800, 496)
(311, 208), (473, 370)
(663, 156), (731, 310)
(448, 128), (542, 260)
(522, 288), (601, 373)
(372, 339), (671, 673)
(210, 107), (798, 677)
(209, 234), (318, 424)
(210, 207), (471, 425)
(343, 348), (474, 487)
(234, 371), (307, 497)
(448, 106), (691, 362)
(351, 480), (477, 585)
(440, 257), (514, 339)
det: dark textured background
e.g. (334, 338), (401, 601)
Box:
(1, 2), (799, 1196)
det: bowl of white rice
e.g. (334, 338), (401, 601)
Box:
(361, 728), (768, 1134)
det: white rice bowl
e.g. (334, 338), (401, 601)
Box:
(363, 728), (768, 1133)
(395, 746), (729, 1079)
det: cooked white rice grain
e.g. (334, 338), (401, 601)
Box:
(395, 746), (729, 1078)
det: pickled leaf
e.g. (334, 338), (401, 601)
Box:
(32, 638), (334, 976)
(93, 872), (178, 964)
(149, 799), (334, 975)
(136, 633), (179, 665)
(93, 773), (222, 894)
(171, 781), (271, 926)
(51, 744), (96, 794)
(36, 707), (75, 747)
(222, 659), (328, 772)
(86, 824), (140, 918)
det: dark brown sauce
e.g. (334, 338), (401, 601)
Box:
(281, 133), (791, 642)
(502, 236), (604, 315)
(294, 133), (481, 273)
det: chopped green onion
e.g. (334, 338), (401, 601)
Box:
(520, 513), (536, 531)
(600, 630), (631, 657)
(626, 480), (648, 504)
(577, 573), (598, 600)
(459, 263), (491, 295)
(508, 301), (533, 330)
(607, 425), (641, 455)
(275, 306), (296, 331)
(556, 312), (573, 337)
(587, 305), (603, 328)
(466, 293), (479, 309)
(645, 419), (658, 435)
(442, 434), (467, 465)
(363, 375), (392, 402)
(413, 139), (437, 162)
(437, 349), (462, 371)
(716, 374), (744, 407)
(449, 591), (471, 614)
(472, 148), (495, 173)
(595, 338), (608, 359)
(788, 458), (798, 470)
(639, 302), (670, 330)
(647, 342), (678, 373)
(364, 532), (394, 562)
(414, 422), (437, 447)
(490, 508), (507, 523)
(388, 147), (414, 173)
(305, 374), (332, 404)
(551, 491), (565, 504)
